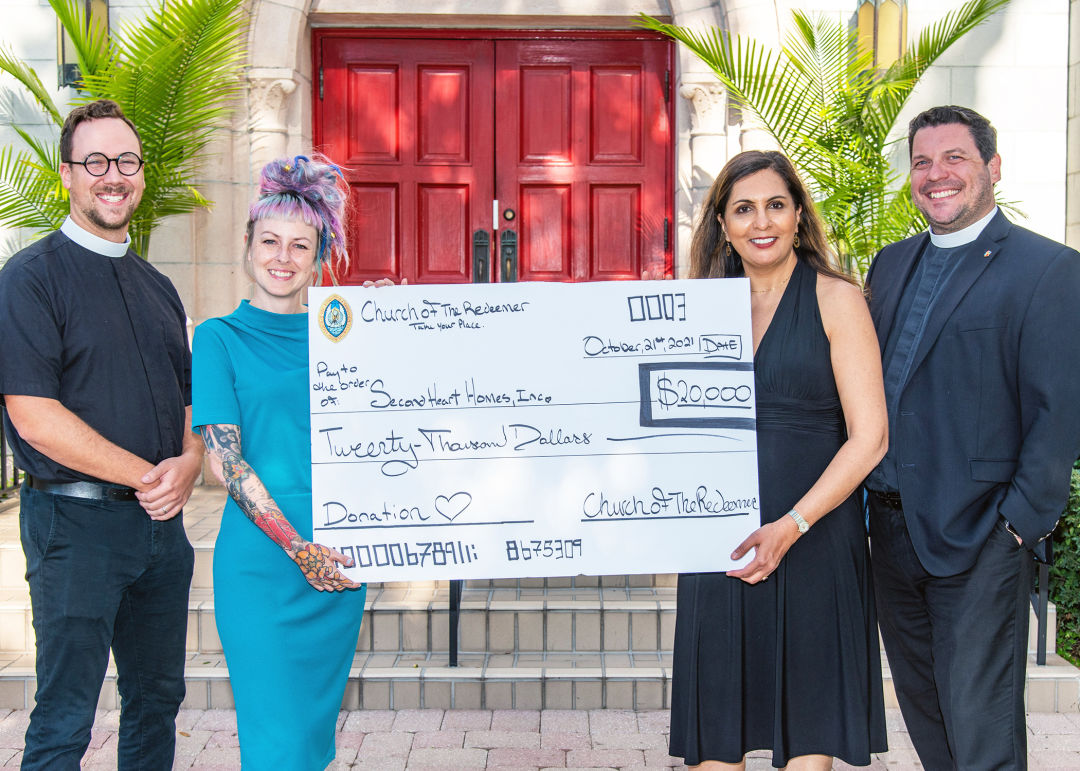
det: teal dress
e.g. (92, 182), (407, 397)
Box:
(192, 300), (366, 770)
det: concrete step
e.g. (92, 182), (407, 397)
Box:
(0, 584), (680, 656)
(0, 580), (1058, 661)
(0, 651), (675, 711)
(0, 652), (1076, 713)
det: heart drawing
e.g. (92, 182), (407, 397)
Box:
(435, 492), (473, 522)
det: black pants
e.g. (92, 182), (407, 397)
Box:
(869, 496), (1031, 771)
(19, 485), (194, 770)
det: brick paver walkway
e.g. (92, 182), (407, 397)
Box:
(0, 707), (1078, 769)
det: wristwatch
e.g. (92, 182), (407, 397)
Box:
(787, 508), (809, 534)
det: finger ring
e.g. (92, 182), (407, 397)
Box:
(162, 506), (169, 514)
(761, 574), (769, 582)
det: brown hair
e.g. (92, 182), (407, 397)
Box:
(60, 99), (142, 162)
(908, 105), (996, 163)
(689, 150), (853, 284)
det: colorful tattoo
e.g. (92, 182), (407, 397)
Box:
(294, 543), (334, 583)
(201, 424), (304, 551)
(201, 424), (355, 590)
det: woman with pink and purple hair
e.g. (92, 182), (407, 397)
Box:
(191, 155), (366, 768)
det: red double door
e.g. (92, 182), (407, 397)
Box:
(315, 33), (673, 284)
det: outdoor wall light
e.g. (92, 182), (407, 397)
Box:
(57, 0), (109, 89)
(855, 0), (908, 68)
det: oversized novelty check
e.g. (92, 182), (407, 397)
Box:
(309, 280), (759, 581)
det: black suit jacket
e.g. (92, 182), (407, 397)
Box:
(866, 210), (1080, 576)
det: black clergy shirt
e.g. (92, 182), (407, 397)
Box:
(0, 222), (191, 484)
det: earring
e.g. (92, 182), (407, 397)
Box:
(793, 230), (800, 249)
(725, 241), (732, 258)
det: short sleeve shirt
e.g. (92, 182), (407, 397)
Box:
(0, 226), (191, 483)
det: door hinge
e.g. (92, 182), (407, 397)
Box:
(319, 66), (324, 100)
(664, 217), (670, 252)
(664, 70), (670, 103)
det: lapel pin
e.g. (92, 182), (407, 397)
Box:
(983, 250), (992, 258)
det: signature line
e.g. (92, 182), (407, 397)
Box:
(317, 518), (535, 531)
(580, 513), (750, 522)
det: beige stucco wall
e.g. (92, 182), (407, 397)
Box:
(897, 0), (1070, 245)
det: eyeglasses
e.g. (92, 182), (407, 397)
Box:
(66, 152), (144, 177)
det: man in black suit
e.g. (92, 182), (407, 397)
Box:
(865, 105), (1080, 770)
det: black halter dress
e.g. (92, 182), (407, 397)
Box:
(669, 260), (887, 767)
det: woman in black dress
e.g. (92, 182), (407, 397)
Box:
(668, 151), (888, 770)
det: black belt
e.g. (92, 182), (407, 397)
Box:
(868, 489), (903, 509)
(27, 476), (139, 502)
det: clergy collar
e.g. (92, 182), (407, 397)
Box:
(60, 216), (132, 258)
(928, 206), (998, 249)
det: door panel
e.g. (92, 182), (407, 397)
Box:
(418, 185), (470, 280)
(591, 185), (640, 278)
(591, 67), (643, 163)
(417, 66), (473, 164)
(350, 185), (398, 275)
(495, 40), (670, 282)
(521, 185), (572, 277)
(320, 39), (494, 284)
(347, 67), (399, 163)
(519, 67), (573, 164)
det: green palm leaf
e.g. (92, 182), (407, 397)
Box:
(638, 16), (816, 163)
(0, 45), (63, 126)
(0, 145), (66, 233)
(862, 0), (1011, 141)
(50, 0), (111, 81)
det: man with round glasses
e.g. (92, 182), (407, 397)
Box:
(69, 151), (144, 177)
(0, 99), (201, 769)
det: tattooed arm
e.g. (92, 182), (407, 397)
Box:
(200, 423), (360, 592)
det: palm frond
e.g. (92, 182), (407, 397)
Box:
(91, 0), (245, 158)
(637, 15), (817, 164)
(11, 127), (61, 170)
(784, 11), (855, 115)
(861, 0), (1010, 141)
(76, 0), (245, 254)
(0, 45), (63, 126)
(0, 145), (66, 234)
(49, 0), (111, 81)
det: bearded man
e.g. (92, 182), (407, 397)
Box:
(0, 99), (201, 769)
(865, 105), (1080, 770)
